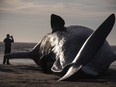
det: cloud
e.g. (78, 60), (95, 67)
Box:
(0, 0), (25, 9)
(0, 0), (66, 15)
(18, 3), (66, 15)
(0, 0), (115, 23)
(0, 0), (116, 44)
(0, 0), (115, 17)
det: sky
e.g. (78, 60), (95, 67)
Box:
(0, 0), (116, 45)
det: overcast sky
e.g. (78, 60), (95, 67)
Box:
(0, 0), (116, 45)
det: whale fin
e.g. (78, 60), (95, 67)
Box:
(51, 14), (65, 32)
(58, 14), (115, 81)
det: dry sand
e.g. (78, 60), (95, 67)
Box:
(0, 42), (116, 87)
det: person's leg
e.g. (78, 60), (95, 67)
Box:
(6, 49), (11, 65)
(3, 55), (6, 64)
(7, 59), (10, 65)
(3, 49), (11, 65)
(3, 49), (7, 64)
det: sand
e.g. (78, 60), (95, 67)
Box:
(0, 42), (116, 87)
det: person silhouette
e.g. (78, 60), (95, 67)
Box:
(3, 34), (14, 65)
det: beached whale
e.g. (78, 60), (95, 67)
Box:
(5, 14), (116, 81)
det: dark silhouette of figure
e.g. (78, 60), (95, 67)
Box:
(3, 34), (14, 65)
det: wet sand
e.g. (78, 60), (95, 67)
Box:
(0, 42), (116, 87)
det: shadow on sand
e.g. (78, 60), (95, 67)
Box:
(0, 64), (116, 83)
(0, 64), (42, 74)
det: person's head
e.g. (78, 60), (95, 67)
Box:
(6, 34), (10, 38)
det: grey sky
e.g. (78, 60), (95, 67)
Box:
(0, 0), (116, 45)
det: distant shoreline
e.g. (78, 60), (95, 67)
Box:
(0, 41), (37, 44)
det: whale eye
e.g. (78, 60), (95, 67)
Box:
(51, 14), (65, 32)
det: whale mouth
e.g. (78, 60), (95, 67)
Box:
(58, 14), (115, 81)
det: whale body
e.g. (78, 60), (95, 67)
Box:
(5, 14), (116, 81)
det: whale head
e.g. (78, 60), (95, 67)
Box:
(39, 14), (115, 81)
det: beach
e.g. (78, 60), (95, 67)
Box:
(0, 42), (116, 87)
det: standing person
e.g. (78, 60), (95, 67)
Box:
(3, 34), (14, 65)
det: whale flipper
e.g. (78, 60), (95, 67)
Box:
(59, 14), (115, 81)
